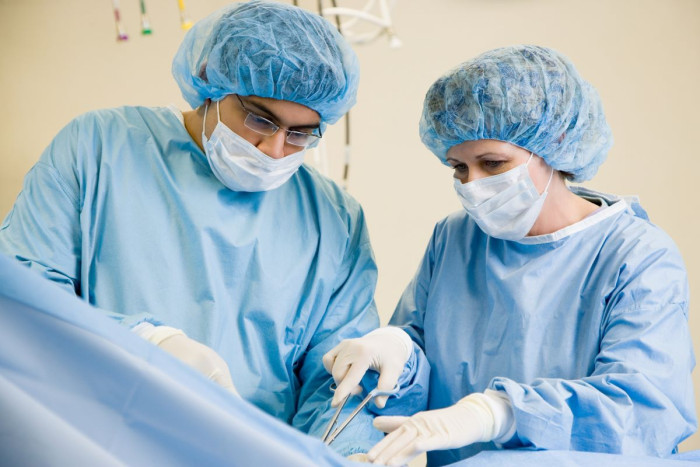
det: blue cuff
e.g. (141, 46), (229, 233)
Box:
(362, 343), (430, 416)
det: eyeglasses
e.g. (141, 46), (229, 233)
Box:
(235, 95), (322, 147)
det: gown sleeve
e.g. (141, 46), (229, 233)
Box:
(290, 205), (384, 456)
(0, 115), (157, 326)
(489, 231), (696, 456)
(0, 119), (83, 295)
(388, 225), (437, 349)
(380, 226), (435, 415)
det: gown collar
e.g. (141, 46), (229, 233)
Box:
(515, 186), (640, 245)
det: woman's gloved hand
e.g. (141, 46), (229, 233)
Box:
(134, 324), (238, 395)
(367, 391), (515, 466)
(346, 452), (370, 463)
(322, 327), (413, 408)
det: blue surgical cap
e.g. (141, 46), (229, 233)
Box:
(419, 45), (613, 182)
(172, 1), (359, 125)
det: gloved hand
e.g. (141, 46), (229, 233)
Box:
(322, 327), (413, 408)
(346, 453), (370, 463)
(367, 391), (515, 466)
(134, 324), (238, 395)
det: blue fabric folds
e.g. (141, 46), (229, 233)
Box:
(0, 105), (382, 455)
(391, 188), (696, 466)
(0, 253), (352, 466)
(445, 450), (700, 467)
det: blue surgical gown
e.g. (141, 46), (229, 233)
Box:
(390, 188), (696, 466)
(0, 106), (383, 455)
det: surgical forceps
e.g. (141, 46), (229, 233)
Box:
(321, 382), (401, 445)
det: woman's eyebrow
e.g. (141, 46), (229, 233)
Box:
(475, 152), (508, 159)
(446, 152), (507, 164)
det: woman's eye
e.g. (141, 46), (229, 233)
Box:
(484, 160), (504, 169)
(453, 163), (468, 172)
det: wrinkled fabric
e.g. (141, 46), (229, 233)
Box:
(172, 1), (358, 125)
(390, 188), (696, 466)
(419, 45), (612, 182)
(4, 251), (693, 467)
(0, 106), (382, 456)
(0, 254), (352, 467)
(445, 449), (700, 467)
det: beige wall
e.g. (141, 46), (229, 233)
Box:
(1, 0), (699, 452)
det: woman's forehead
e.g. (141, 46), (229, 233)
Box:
(446, 140), (528, 160)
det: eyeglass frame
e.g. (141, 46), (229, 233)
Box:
(234, 94), (323, 147)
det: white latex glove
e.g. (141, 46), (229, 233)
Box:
(367, 391), (514, 466)
(322, 327), (413, 408)
(346, 453), (370, 463)
(134, 324), (238, 395)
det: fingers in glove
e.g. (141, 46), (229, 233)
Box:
(379, 438), (424, 467)
(346, 453), (370, 462)
(373, 363), (404, 408)
(368, 423), (418, 466)
(373, 416), (409, 433)
(208, 368), (239, 396)
(330, 353), (353, 386)
(381, 425), (446, 467)
(322, 344), (342, 374)
(332, 361), (370, 406)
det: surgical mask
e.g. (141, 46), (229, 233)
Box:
(202, 100), (305, 192)
(454, 154), (553, 241)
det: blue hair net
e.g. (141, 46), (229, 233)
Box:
(172, 1), (359, 125)
(419, 45), (613, 182)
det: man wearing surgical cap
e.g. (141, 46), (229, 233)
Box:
(0, 1), (383, 457)
(323, 45), (696, 465)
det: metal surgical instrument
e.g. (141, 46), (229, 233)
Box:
(321, 383), (401, 445)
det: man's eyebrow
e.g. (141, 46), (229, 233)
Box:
(245, 99), (320, 130)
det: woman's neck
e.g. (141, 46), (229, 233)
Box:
(528, 177), (599, 237)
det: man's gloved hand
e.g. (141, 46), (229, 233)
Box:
(322, 327), (413, 408)
(367, 391), (515, 466)
(134, 324), (238, 395)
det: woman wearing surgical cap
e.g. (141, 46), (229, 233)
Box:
(0, 1), (383, 457)
(324, 45), (696, 465)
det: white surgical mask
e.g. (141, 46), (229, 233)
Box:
(454, 153), (553, 241)
(201, 100), (305, 192)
